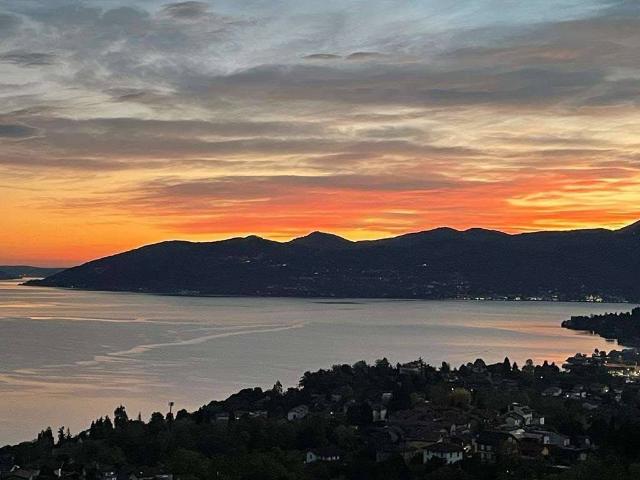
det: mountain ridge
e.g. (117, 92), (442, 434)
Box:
(26, 221), (640, 301)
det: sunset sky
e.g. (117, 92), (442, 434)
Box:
(1, 0), (639, 266)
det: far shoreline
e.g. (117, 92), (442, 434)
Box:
(16, 279), (638, 305)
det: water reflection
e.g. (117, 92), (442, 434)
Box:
(0, 279), (633, 445)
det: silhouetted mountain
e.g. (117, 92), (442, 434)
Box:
(618, 220), (640, 236)
(0, 265), (64, 279)
(26, 222), (640, 301)
(288, 231), (354, 249)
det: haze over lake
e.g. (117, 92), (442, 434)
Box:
(0, 279), (633, 445)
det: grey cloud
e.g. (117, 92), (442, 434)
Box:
(578, 79), (640, 108)
(346, 51), (384, 60)
(7, 0), (637, 116)
(0, 123), (38, 138)
(490, 134), (611, 148)
(27, 116), (328, 141)
(359, 126), (427, 140)
(129, 173), (460, 204)
(0, 13), (21, 37)
(0, 0), (638, 185)
(304, 53), (341, 60)
(160, 1), (210, 19)
(48, 173), (464, 217)
(0, 52), (56, 66)
(6, 114), (474, 160)
(194, 63), (606, 110)
(0, 155), (157, 171)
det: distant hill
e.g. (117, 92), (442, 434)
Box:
(0, 265), (65, 280)
(26, 222), (640, 301)
(0, 270), (14, 280)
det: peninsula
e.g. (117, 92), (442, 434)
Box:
(562, 307), (640, 347)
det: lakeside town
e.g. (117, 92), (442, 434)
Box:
(4, 345), (640, 480)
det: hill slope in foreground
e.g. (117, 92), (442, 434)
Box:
(27, 222), (640, 301)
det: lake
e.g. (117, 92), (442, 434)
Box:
(0, 279), (633, 445)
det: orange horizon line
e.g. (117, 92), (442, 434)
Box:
(6, 218), (637, 268)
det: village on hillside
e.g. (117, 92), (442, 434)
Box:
(4, 348), (640, 480)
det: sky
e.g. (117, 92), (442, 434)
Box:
(1, 0), (639, 266)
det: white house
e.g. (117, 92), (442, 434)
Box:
(372, 404), (388, 422)
(423, 443), (464, 464)
(305, 447), (341, 463)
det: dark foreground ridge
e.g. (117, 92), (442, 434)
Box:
(562, 307), (640, 347)
(27, 221), (640, 301)
(4, 350), (640, 480)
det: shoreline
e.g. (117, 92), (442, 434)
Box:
(19, 281), (636, 305)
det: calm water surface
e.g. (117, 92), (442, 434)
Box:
(0, 279), (634, 445)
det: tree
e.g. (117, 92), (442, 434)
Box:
(523, 359), (535, 375)
(37, 427), (54, 448)
(449, 388), (472, 409)
(176, 408), (190, 421)
(168, 449), (211, 479)
(104, 415), (114, 431)
(148, 412), (166, 434)
(57, 426), (66, 446)
(114, 405), (129, 429)
(347, 402), (373, 426)
(502, 357), (511, 374)
(375, 358), (391, 371)
(272, 380), (283, 396)
(473, 358), (487, 371)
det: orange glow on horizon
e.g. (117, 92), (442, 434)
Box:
(2, 172), (638, 267)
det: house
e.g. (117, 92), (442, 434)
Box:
(287, 405), (309, 421)
(305, 447), (341, 463)
(503, 412), (525, 427)
(507, 403), (532, 423)
(519, 438), (550, 459)
(397, 423), (444, 448)
(371, 404), (387, 422)
(528, 430), (570, 447)
(424, 443), (464, 464)
(474, 431), (518, 463)
(507, 403), (544, 425)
